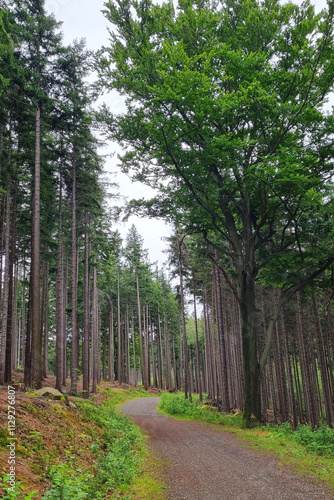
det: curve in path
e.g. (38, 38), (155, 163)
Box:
(121, 397), (333, 500)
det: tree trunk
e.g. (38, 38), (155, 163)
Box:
(312, 291), (334, 427)
(0, 167), (11, 385)
(136, 271), (147, 389)
(281, 307), (298, 429)
(117, 274), (122, 383)
(179, 247), (190, 400)
(92, 267), (98, 393)
(28, 104), (42, 389)
(55, 180), (64, 391)
(70, 152), (78, 394)
(42, 260), (49, 379)
(241, 269), (260, 426)
(82, 221), (90, 398)
(193, 279), (202, 402)
(108, 298), (115, 383)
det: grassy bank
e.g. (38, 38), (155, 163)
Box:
(159, 392), (334, 493)
(0, 384), (165, 499)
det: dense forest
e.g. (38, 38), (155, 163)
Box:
(1, 0), (334, 436)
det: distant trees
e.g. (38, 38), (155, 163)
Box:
(97, 0), (334, 426)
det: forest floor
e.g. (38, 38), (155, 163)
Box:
(121, 397), (334, 500)
(0, 372), (161, 499)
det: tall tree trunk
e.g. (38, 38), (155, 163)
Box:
(28, 104), (42, 389)
(157, 308), (164, 389)
(312, 291), (334, 427)
(1, 167), (12, 384)
(193, 279), (202, 402)
(164, 315), (172, 390)
(117, 274), (122, 383)
(179, 245), (189, 400)
(214, 267), (229, 411)
(150, 313), (157, 388)
(241, 267), (260, 426)
(92, 267), (98, 393)
(131, 309), (136, 386)
(126, 303), (131, 384)
(55, 179), (64, 391)
(108, 298), (115, 383)
(11, 263), (18, 371)
(70, 152), (78, 394)
(82, 221), (90, 398)
(295, 293), (317, 427)
(21, 262), (26, 371)
(42, 260), (49, 379)
(136, 271), (147, 389)
(62, 259), (69, 386)
(281, 307), (298, 429)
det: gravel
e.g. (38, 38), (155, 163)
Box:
(121, 397), (334, 500)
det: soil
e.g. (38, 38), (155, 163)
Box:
(121, 397), (334, 500)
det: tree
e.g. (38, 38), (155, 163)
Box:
(98, 0), (334, 425)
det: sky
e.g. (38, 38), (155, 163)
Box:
(44, 0), (173, 269)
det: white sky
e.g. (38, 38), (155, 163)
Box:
(44, 0), (329, 270)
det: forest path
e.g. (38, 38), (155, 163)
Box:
(121, 397), (333, 500)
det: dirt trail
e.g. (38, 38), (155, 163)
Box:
(121, 398), (333, 500)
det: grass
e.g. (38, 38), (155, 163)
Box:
(159, 392), (334, 493)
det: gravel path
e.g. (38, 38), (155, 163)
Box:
(121, 397), (333, 500)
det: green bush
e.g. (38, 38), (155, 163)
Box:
(272, 424), (334, 457)
(159, 392), (243, 427)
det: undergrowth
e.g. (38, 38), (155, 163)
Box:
(159, 392), (243, 427)
(1, 387), (156, 500)
(42, 398), (143, 499)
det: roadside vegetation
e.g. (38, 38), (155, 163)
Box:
(0, 383), (165, 500)
(159, 392), (334, 492)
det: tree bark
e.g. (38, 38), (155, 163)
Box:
(70, 152), (78, 394)
(28, 104), (42, 389)
(136, 271), (147, 389)
(82, 221), (90, 398)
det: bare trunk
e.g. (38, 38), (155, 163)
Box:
(193, 279), (202, 402)
(136, 272), (147, 389)
(108, 298), (115, 383)
(92, 267), (98, 393)
(29, 105), (42, 389)
(70, 152), (78, 394)
(117, 275), (122, 383)
(312, 291), (334, 427)
(82, 221), (90, 398)
(179, 249), (190, 400)
(0, 169), (11, 384)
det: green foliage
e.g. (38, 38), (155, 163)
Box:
(0, 476), (38, 500)
(159, 392), (243, 427)
(42, 464), (94, 500)
(270, 423), (334, 458)
(43, 397), (144, 499)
